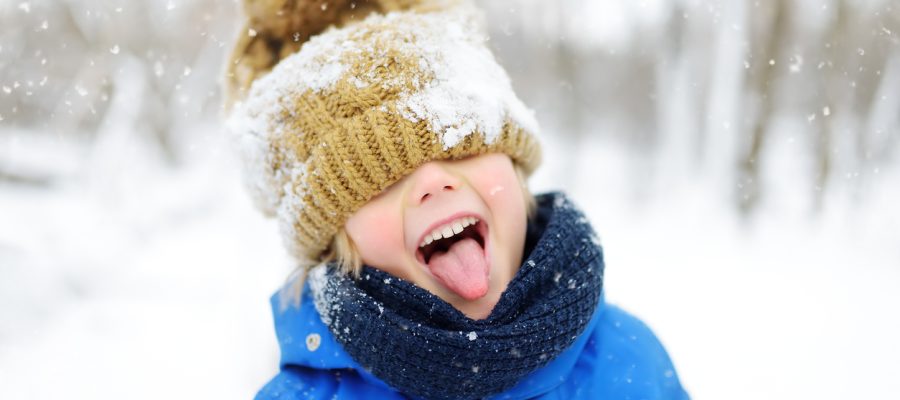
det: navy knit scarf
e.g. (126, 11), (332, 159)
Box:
(309, 192), (604, 400)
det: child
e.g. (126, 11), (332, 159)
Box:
(225, 1), (688, 399)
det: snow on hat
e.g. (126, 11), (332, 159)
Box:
(224, 0), (541, 264)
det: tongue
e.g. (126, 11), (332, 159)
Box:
(427, 237), (489, 300)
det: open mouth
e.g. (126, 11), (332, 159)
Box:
(415, 216), (487, 265)
(413, 214), (491, 300)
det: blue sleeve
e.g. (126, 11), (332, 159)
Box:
(582, 305), (690, 399)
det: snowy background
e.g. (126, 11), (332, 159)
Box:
(1, 0), (899, 398)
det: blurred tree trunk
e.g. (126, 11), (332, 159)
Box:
(738, 0), (789, 213)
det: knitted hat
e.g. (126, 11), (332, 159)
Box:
(224, 0), (542, 264)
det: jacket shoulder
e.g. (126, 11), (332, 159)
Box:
(551, 304), (689, 399)
(255, 366), (405, 400)
(255, 366), (340, 400)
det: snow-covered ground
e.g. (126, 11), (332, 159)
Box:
(0, 129), (284, 398)
(1, 123), (898, 399)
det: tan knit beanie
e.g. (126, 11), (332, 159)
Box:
(224, 0), (542, 264)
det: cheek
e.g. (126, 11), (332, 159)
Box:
(468, 158), (525, 214)
(346, 207), (404, 265)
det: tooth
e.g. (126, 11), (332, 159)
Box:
(432, 231), (442, 241)
(441, 226), (454, 238)
(452, 222), (463, 234)
(469, 217), (477, 225)
(424, 236), (433, 245)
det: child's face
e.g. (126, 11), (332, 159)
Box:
(345, 153), (527, 320)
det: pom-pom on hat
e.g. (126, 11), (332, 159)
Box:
(224, 0), (542, 265)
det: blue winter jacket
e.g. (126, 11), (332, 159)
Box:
(255, 286), (689, 399)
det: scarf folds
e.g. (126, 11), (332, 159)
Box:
(308, 192), (605, 400)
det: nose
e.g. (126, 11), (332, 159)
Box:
(407, 161), (460, 206)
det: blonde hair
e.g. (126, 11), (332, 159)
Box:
(282, 162), (535, 306)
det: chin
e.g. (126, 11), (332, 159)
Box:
(456, 293), (500, 320)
